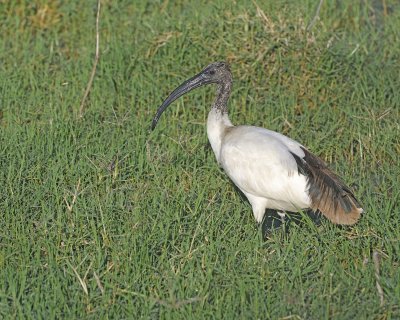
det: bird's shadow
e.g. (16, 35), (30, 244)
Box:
(261, 209), (323, 239)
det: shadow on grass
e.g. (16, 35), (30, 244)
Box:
(261, 209), (323, 239)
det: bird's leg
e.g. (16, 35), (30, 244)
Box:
(276, 211), (288, 234)
(277, 211), (286, 223)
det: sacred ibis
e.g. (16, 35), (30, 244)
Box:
(151, 62), (363, 225)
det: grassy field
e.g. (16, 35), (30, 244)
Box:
(1, 0), (399, 318)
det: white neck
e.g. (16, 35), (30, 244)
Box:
(207, 108), (233, 163)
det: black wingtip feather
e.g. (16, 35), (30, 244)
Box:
(290, 148), (362, 225)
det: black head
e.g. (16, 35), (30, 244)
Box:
(151, 62), (232, 130)
(198, 61), (231, 84)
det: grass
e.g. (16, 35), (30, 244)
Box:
(1, 0), (399, 318)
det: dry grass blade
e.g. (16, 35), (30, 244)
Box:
(93, 271), (105, 295)
(68, 261), (89, 296)
(79, 0), (101, 118)
(373, 250), (384, 307)
(64, 179), (81, 213)
(253, 0), (275, 31)
(307, 0), (324, 31)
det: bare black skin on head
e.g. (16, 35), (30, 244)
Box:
(151, 61), (232, 130)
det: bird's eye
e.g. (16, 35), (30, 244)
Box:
(209, 70), (216, 75)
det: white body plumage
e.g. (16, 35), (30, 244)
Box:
(207, 109), (311, 222)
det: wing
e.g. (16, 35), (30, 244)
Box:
(220, 126), (311, 209)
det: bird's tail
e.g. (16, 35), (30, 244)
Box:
(292, 148), (363, 225)
(308, 169), (363, 225)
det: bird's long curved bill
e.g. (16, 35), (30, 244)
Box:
(151, 72), (211, 130)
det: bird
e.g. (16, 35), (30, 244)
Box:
(151, 62), (363, 225)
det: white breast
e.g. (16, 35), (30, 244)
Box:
(206, 108), (233, 162)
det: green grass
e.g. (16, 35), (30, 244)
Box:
(1, 0), (399, 318)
